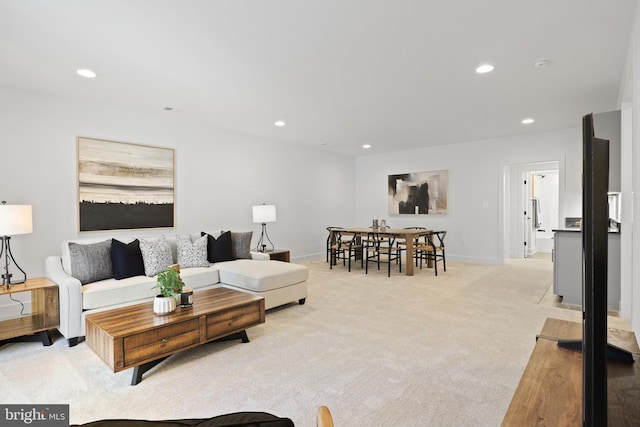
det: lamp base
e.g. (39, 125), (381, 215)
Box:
(1, 272), (12, 289)
(1, 236), (27, 288)
(255, 223), (274, 252)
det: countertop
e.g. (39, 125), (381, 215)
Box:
(552, 228), (620, 234)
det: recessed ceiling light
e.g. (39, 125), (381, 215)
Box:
(475, 64), (495, 74)
(274, 120), (286, 127)
(533, 58), (550, 68)
(76, 68), (96, 78)
(522, 118), (535, 124)
(362, 144), (371, 149)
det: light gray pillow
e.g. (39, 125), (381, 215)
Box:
(176, 234), (209, 268)
(68, 240), (113, 285)
(230, 231), (253, 259)
(139, 235), (173, 277)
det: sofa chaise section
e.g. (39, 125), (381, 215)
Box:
(216, 259), (308, 310)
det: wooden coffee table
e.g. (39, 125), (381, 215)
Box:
(85, 287), (265, 385)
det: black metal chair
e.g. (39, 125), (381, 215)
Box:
(396, 227), (428, 267)
(365, 232), (402, 277)
(330, 230), (362, 272)
(416, 231), (447, 275)
(325, 226), (343, 262)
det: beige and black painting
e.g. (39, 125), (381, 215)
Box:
(77, 137), (174, 231)
(388, 170), (448, 215)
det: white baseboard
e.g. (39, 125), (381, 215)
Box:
(446, 254), (503, 265)
(0, 294), (32, 321)
(292, 252), (325, 262)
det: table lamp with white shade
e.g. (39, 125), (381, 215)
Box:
(252, 204), (276, 252)
(0, 202), (33, 287)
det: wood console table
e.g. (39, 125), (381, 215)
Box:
(502, 318), (640, 426)
(0, 278), (59, 346)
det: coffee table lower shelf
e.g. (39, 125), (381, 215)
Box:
(85, 288), (265, 385)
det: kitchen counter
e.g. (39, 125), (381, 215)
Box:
(552, 228), (620, 233)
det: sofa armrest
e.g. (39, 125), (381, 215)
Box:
(45, 256), (84, 342)
(250, 251), (270, 260)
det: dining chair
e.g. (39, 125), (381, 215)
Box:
(365, 232), (402, 277)
(396, 227), (428, 267)
(325, 226), (344, 263)
(330, 230), (363, 272)
(416, 230), (447, 275)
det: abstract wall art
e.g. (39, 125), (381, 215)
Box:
(77, 137), (175, 231)
(388, 170), (448, 215)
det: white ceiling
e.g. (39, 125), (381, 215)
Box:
(0, 0), (636, 155)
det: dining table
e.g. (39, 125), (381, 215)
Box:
(329, 227), (433, 276)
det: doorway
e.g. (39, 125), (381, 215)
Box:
(524, 169), (559, 256)
(503, 160), (561, 260)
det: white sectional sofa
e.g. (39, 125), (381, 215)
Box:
(45, 232), (308, 346)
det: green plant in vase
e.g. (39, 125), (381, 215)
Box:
(153, 265), (185, 298)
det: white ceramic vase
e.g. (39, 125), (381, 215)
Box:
(153, 295), (176, 315)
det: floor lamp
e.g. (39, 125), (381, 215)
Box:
(252, 204), (276, 252)
(0, 203), (33, 287)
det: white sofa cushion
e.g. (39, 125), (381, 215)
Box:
(215, 259), (308, 292)
(82, 266), (220, 310)
(179, 266), (220, 289)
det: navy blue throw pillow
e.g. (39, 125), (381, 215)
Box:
(111, 239), (145, 280)
(202, 231), (234, 263)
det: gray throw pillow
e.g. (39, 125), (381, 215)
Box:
(230, 231), (253, 259)
(139, 235), (173, 276)
(176, 234), (209, 268)
(68, 240), (113, 285)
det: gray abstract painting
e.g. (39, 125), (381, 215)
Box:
(388, 170), (448, 215)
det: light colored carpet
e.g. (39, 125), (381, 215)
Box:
(0, 258), (630, 426)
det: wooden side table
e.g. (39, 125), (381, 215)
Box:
(265, 249), (290, 263)
(0, 277), (59, 346)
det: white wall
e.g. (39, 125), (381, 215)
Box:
(0, 85), (354, 286)
(354, 127), (582, 265)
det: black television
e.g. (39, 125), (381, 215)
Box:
(558, 113), (632, 426)
(581, 112), (610, 426)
